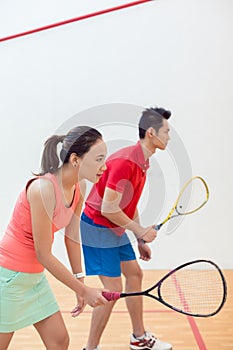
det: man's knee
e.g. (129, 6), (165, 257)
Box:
(100, 276), (123, 293)
(126, 267), (143, 284)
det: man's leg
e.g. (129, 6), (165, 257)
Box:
(121, 260), (172, 350)
(84, 275), (122, 350)
(121, 259), (145, 337)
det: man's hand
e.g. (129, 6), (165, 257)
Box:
(138, 240), (151, 261)
(140, 225), (157, 243)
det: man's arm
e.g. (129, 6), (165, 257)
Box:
(133, 207), (152, 261)
(101, 187), (156, 242)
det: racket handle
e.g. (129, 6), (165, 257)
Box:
(139, 223), (163, 244)
(155, 223), (162, 231)
(102, 292), (121, 301)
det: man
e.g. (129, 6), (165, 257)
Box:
(80, 107), (172, 350)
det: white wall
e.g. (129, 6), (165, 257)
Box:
(0, 0), (232, 269)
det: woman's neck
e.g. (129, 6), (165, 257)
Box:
(55, 166), (76, 190)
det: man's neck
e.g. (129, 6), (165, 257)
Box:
(139, 139), (156, 161)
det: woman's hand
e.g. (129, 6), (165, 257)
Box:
(71, 286), (109, 317)
(84, 286), (109, 307)
(71, 293), (86, 317)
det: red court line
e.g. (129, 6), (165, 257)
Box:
(0, 0), (153, 42)
(187, 316), (207, 350)
(171, 272), (207, 350)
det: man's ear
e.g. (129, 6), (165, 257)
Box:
(146, 127), (156, 138)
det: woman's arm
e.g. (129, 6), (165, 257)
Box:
(64, 180), (86, 277)
(27, 179), (107, 307)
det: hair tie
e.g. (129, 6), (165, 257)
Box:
(59, 135), (65, 143)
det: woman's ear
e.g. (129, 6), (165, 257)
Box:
(70, 153), (79, 167)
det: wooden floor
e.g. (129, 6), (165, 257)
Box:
(9, 270), (233, 350)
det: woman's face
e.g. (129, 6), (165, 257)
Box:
(78, 138), (107, 183)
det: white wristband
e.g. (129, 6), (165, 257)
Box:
(73, 272), (85, 279)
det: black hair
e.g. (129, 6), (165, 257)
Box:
(38, 126), (102, 175)
(138, 107), (171, 139)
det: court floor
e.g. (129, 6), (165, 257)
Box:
(9, 270), (233, 350)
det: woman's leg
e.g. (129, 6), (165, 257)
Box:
(0, 332), (14, 350)
(34, 311), (69, 350)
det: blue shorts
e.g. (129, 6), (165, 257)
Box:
(80, 213), (136, 277)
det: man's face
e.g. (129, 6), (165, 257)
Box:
(155, 119), (170, 150)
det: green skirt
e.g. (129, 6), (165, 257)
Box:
(0, 267), (59, 332)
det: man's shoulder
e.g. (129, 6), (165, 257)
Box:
(107, 143), (137, 163)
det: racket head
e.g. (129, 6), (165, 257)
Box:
(175, 176), (209, 216)
(155, 259), (227, 317)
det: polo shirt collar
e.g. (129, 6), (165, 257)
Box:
(135, 141), (150, 171)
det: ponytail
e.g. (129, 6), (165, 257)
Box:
(38, 135), (65, 175)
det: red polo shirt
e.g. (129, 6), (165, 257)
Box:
(84, 141), (150, 235)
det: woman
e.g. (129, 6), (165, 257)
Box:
(0, 126), (108, 349)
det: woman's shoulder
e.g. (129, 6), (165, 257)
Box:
(26, 176), (56, 203)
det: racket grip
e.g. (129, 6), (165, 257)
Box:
(139, 223), (163, 244)
(102, 292), (121, 301)
(155, 223), (162, 231)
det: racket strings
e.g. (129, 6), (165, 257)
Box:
(176, 178), (208, 215)
(158, 262), (225, 316)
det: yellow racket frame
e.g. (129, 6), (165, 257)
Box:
(159, 175), (209, 228)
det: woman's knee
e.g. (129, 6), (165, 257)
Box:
(48, 332), (70, 350)
(58, 332), (70, 349)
